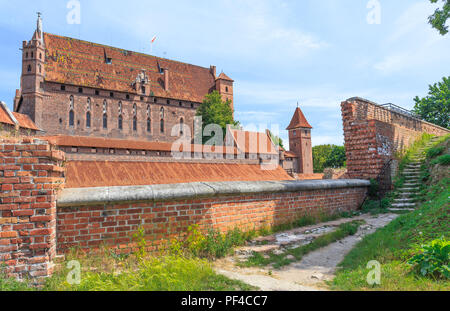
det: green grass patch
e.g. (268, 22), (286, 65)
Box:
(331, 134), (450, 290)
(240, 221), (363, 269)
(431, 154), (450, 166)
(427, 146), (445, 159)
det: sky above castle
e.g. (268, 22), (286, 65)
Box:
(0, 0), (449, 146)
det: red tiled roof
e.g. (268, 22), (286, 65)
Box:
(229, 129), (279, 155)
(216, 72), (234, 82)
(65, 161), (293, 188)
(286, 107), (312, 130)
(284, 151), (298, 158)
(12, 112), (39, 130)
(43, 33), (217, 103)
(0, 106), (15, 126)
(41, 135), (239, 155)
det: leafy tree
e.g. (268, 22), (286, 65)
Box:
(312, 145), (347, 173)
(429, 0), (450, 35)
(268, 131), (284, 149)
(196, 91), (239, 144)
(413, 76), (450, 129)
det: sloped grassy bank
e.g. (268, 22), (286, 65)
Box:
(331, 134), (450, 291)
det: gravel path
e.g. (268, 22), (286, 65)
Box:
(214, 213), (399, 291)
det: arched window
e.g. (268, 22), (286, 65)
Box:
(86, 112), (91, 128)
(118, 101), (123, 130)
(118, 115), (123, 130)
(147, 118), (151, 133)
(27, 65), (32, 72)
(160, 107), (164, 133)
(133, 116), (137, 132)
(86, 98), (91, 128)
(69, 96), (75, 127)
(179, 118), (184, 136)
(69, 110), (75, 127)
(103, 100), (108, 129)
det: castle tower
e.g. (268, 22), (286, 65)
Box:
(286, 105), (313, 174)
(215, 72), (234, 116)
(16, 13), (46, 126)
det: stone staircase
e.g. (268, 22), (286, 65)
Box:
(390, 136), (441, 210)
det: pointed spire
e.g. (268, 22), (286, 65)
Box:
(286, 105), (312, 130)
(34, 12), (44, 44)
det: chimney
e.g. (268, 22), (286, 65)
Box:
(163, 68), (169, 91)
(210, 65), (216, 78)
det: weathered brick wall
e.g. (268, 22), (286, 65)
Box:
(56, 186), (367, 254)
(0, 137), (65, 280)
(342, 98), (449, 185)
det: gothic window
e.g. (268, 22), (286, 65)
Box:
(118, 115), (123, 130)
(179, 118), (184, 136)
(38, 64), (41, 73)
(160, 107), (165, 134)
(86, 98), (91, 128)
(69, 110), (75, 127)
(103, 100), (108, 129)
(26, 52), (28, 58)
(31, 52), (33, 58)
(133, 104), (137, 132)
(27, 65), (31, 72)
(226, 87), (229, 92)
(147, 118), (151, 133)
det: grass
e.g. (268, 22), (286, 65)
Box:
(240, 220), (363, 269)
(0, 251), (256, 291)
(331, 135), (450, 291)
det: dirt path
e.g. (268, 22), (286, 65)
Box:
(215, 213), (399, 291)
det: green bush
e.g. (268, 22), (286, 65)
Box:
(427, 146), (445, 159)
(431, 154), (450, 166)
(408, 237), (450, 279)
(368, 179), (379, 198)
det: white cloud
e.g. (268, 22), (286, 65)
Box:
(374, 1), (450, 74)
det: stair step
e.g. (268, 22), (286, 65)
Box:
(391, 203), (417, 208)
(388, 208), (416, 212)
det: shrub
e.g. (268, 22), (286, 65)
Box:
(408, 237), (450, 279)
(368, 179), (379, 198)
(431, 154), (450, 166)
(427, 146), (445, 159)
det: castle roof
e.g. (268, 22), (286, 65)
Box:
(43, 33), (219, 103)
(228, 128), (279, 155)
(64, 161), (293, 188)
(286, 107), (312, 130)
(0, 102), (39, 130)
(41, 135), (239, 155)
(216, 72), (234, 82)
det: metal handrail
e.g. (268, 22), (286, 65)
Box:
(359, 159), (393, 209)
(380, 103), (420, 119)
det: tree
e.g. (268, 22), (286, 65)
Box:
(413, 76), (450, 129)
(429, 0), (449, 35)
(196, 91), (239, 144)
(312, 145), (347, 173)
(268, 131), (285, 149)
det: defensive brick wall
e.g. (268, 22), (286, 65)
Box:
(56, 180), (369, 255)
(0, 137), (65, 281)
(341, 97), (449, 189)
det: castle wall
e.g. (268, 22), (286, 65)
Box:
(34, 82), (199, 143)
(0, 138), (64, 281)
(341, 98), (449, 189)
(56, 180), (369, 255)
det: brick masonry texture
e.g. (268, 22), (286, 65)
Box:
(0, 137), (65, 281)
(56, 187), (367, 255)
(341, 98), (449, 186)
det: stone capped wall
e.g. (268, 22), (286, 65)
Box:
(0, 137), (64, 281)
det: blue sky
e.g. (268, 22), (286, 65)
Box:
(0, 0), (449, 146)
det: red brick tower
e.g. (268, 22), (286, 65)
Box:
(16, 13), (46, 126)
(287, 105), (313, 174)
(215, 72), (234, 116)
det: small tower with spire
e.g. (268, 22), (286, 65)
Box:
(286, 104), (313, 174)
(16, 13), (46, 125)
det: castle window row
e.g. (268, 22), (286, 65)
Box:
(68, 96), (186, 135)
(59, 84), (197, 109)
